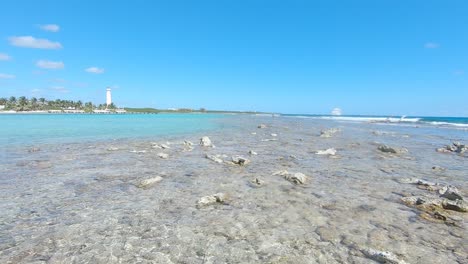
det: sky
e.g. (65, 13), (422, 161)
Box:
(0, 0), (467, 116)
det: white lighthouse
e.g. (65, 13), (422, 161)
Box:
(106, 88), (112, 106)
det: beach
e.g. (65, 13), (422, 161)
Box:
(0, 114), (467, 263)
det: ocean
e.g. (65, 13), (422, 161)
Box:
(0, 113), (223, 146)
(281, 114), (468, 128)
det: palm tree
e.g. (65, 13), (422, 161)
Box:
(39, 98), (46, 104)
(0, 97), (7, 105)
(9, 96), (16, 104)
(18, 96), (27, 107)
(76, 100), (83, 109)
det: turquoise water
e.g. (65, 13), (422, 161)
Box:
(0, 113), (223, 146)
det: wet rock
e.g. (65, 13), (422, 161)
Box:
(361, 248), (408, 264)
(258, 124), (267, 129)
(398, 178), (436, 187)
(277, 171), (308, 185)
(196, 193), (228, 208)
(437, 142), (467, 154)
(183, 140), (194, 151)
(431, 165), (445, 172)
(320, 128), (340, 138)
(206, 154), (224, 164)
(316, 148), (337, 156)
(249, 178), (264, 188)
(231, 156), (251, 166)
(439, 186), (463, 201)
(200, 136), (214, 147)
(442, 200), (467, 212)
(248, 150), (258, 156)
(157, 153), (169, 159)
(137, 176), (163, 188)
(378, 145), (408, 154)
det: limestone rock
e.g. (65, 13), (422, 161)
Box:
(431, 165), (445, 172)
(196, 193), (228, 208)
(439, 186), (463, 201)
(442, 200), (467, 212)
(28, 147), (41, 153)
(271, 133), (278, 137)
(231, 156), (251, 166)
(137, 176), (163, 188)
(248, 150), (258, 156)
(398, 178), (436, 187)
(361, 248), (408, 264)
(316, 148), (337, 156)
(274, 170), (307, 185)
(320, 128), (340, 138)
(200, 136), (214, 147)
(249, 178), (264, 188)
(258, 124), (267, 129)
(157, 153), (169, 159)
(378, 145), (408, 154)
(130, 150), (147, 153)
(107, 147), (119, 151)
(437, 142), (467, 154)
(206, 154), (224, 164)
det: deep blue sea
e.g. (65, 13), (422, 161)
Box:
(0, 113), (222, 146)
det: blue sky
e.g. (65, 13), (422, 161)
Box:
(0, 0), (467, 116)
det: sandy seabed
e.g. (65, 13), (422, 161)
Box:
(1, 115), (467, 264)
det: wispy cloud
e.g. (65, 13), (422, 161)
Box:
(85, 67), (104, 74)
(39, 24), (60, 32)
(424, 42), (440, 49)
(8, 36), (62, 49)
(36, 60), (64, 69)
(0, 73), (15, 79)
(0, 53), (11, 61)
(50, 86), (69, 93)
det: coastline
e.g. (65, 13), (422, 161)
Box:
(1, 115), (467, 263)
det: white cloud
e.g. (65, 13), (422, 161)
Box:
(85, 67), (105, 74)
(8, 36), (62, 49)
(36, 60), (64, 69)
(39, 24), (60, 32)
(0, 53), (11, 61)
(424, 42), (440, 49)
(50, 86), (69, 93)
(0, 73), (15, 79)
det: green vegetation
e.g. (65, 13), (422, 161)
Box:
(124, 107), (269, 115)
(0, 96), (118, 112)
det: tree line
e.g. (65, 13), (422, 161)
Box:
(0, 96), (117, 112)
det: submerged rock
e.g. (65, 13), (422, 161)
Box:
(249, 178), (265, 188)
(157, 153), (169, 159)
(271, 133), (278, 137)
(137, 176), (163, 188)
(320, 128), (340, 138)
(231, 156), (251, 166)
(398, 178), (437, 187)
(316, 148), (337, 156)
(107, 147), (119, 151)
(273, 170), (307, 184)
(196, 193), (228, 208)
(258, 124), (267, 129)
(130, 150), (147, 153)
(361, 248), (408, 264)
(248, 150), (258, 156)
(206, 154), (224, 164)
(431, 165), (445, 172)
(28, 147), (41, 153)
(200, 136), (214, 147)
(378, 145), (408, 154)
(437, 142), (467, 154)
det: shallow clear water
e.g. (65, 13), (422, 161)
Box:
(0, 115), (467, 263)
(0, 113), (222, 146)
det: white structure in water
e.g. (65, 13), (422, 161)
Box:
(331, 107), (342, 116)
(106, 88), (112, 106)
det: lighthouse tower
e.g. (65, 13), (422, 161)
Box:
(106, 88), (112, 106)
